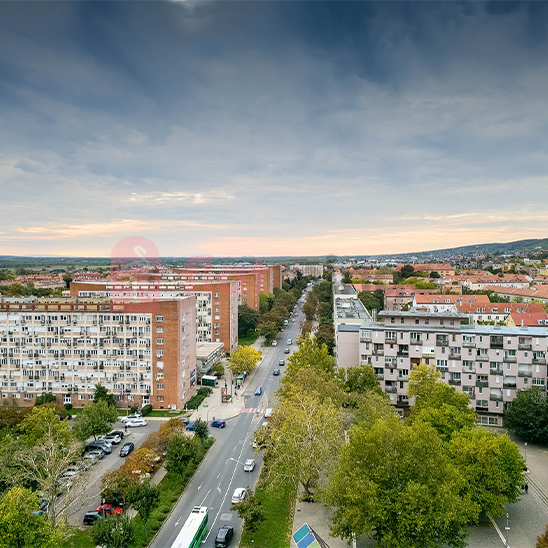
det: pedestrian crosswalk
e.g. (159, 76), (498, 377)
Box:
(239, 407), (265, 414)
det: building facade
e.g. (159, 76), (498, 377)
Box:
(358, 309), (548, 426)
(0, 296), (197, 410)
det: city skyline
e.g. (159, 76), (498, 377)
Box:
(1, 2), (548, 257)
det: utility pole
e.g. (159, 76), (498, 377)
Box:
(505, 513), (510, 547)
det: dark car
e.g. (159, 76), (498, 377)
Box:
(83, 511), (105, 526)
(211, 420), (226, 428)
(119, 442), (134, 457)
(273, 369), (280, 376)
(215, 525), (234, 547)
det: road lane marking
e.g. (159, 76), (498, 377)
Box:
(200, 489), (211, 506)
(216, 473), (220, 479)
(197, 482), (202, 490)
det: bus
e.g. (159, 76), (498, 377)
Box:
(171, 506), (208, 548)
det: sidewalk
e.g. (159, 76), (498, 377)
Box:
(190, 336), (272, 423)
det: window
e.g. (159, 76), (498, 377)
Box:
(156, 350), (164, 358)
(63, 394), (72, 404)
(156, 315), (163, 322)
(157, 396), (164, 402)
(156, 339), (164, 345)
(156, 327), (163, 333)
(157, 384), (164, 390)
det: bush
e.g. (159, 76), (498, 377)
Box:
(64, 403), (73, 411)
(197, 387), (212, 397)
(141, 404), (153, 417)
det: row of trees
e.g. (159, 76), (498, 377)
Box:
(301, 281), (335, 354)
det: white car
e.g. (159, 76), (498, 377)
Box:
(272, 341), (277, 346)
(127, 418), (147, 428)
(121, 413), (142, 423)
(243, 459), (255, 472)
(103, 433), (122, 445)
(287, 339), (292, 345)
(231, 488), (247, 504)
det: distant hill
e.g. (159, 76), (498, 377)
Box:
(372, 238), (548, 261)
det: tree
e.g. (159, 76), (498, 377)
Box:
(338, 365), (383, 396)
(165, 434), (198, 476)
(400, 264), (416, 279)
(0, 487), (64, 548)
(407, 363), (441, 405)
(92, 514), (135, 548)
(300, 319), (313, 336)
(342, 270), (352, 283)
(73, 400), (118, 441)
(259, 292), (275, 314)
(128, 480), (159, 542)
(315, 323), (335, 355)
(238, 305), (259, 337)
(194, 418), (209, 442)
(358, 290), (384, 313)
(325, 417), (475, 548)
(230, 490), (265, 532)
(94, 383), (116, 408)
(284, 335), (334, 384)
(353, 392), (396, 427)
(537, 523), (548, 548)
(257, 319), (278, 344)
(34, 393), (57, 406)
(302, 300), (317, 321)
(430, 271), (441, 278)
(229, 346), (262, 377)
(504, 386), (548, 443)
(448, 428), (525, 517)
(265, 391), (342, 496)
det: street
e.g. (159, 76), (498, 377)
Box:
(151, 296), (306, 548)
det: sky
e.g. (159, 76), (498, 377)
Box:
(1, 1), (548, 258)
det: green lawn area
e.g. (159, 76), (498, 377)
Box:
(239, 476), (296, 548)
(59, 527), (96, 548)
(67, 408), (183, 417)
(238, 331), (260, 346)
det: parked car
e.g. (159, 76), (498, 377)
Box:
(121, 413), (142, 423)
(273, 369), (280, 376)
(211, 420), (226, 428)
(254, 386), (262, 396)
(83, 511), (105, 526)
(243, 459), (255, 472)
(127, 418), (147, 428)
(271, 341), (277, 346)
(119, 442), (134, 457)
(215, 525), (234, 548)
(97, 503), (123, 515)
(287, 339), (292, 345)
(87, 441), (112, 454)
(231, 488), (247, 504)
(110, 430), (125, 439)
(279, 359), (285, 366)
(185, 422), (195, 431)
(284, 348), (290, 354)
(83, 452), (100, 465)
(180, 416), (190, 424)
(104, 433), (121, 445)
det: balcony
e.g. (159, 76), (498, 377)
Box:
(490, 368), (503, 375)
(410, 338), (423, 345)
(385, 336), (397, 344)
(360, 335), (372, 343)
(385, 386), (397, 393)
(436, 339), (449, 347)
(463, 341), (476, 348)
(503, 381), (516, 389)
(476, 403), (489, 411)
(518, 370), (532, 378)
(449, 353), (462, 360)
(448, 379), (462, 386)
(397, 351), (409, 357)
(504, 356), (517, 363)
(490, 393), (503, 401)
(518, 343), (532, 351)
(476, 379), (489, 387)
(376, 374), (384, 380)
(476, 355), (488, 362)
(533, 357), (547, 365)
(373, 349), (384, 356)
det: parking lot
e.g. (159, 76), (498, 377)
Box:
(65, 418), (162, 526)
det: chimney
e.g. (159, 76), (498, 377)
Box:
(372, 309), (377, 322)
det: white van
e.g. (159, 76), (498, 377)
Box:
(284, 319), (289, 326)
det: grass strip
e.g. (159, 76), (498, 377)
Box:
(238, 331), (260, 346)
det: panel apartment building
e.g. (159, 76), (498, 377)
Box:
(358, 308), (548, 426)
(0, 296), (197, 410)
(70, 279), (238, 352)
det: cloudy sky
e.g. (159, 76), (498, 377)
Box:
(1, 1), (548, 258)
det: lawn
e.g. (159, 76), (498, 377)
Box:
(59, 527), (96, 548)
(238, 331), (260, 346)
(239, 476), (296, 548)
(66, 408), (183, 417)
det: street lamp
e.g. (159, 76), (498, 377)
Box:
(227, 457), (246, 466)
(505, 513), (510, 547)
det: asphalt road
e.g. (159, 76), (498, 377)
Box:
(65, 419), (162, 526)
(151, 294), (307, 548)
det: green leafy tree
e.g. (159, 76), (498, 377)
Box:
(194, 418), (209, 442)
(358, 290), (385, 313)
(73, 400), (118, 441)
(165, 434), (198, 476)
(339, 365), (383, 396)
(284, 335), (334, 384)
(504, 386), (548, 443)
(257, 319), (279, 344)
(302, 300), (317, 321)
(92, 514), (135, 548)
(230, 490), (265, 532)
(353, 391), (396, 427)
(400, 264), (416, 279)
(259, 292), (275, 314)
(128, 480), (159, 542)
(94, 383), (116, 407)
(448, 428), (525, 517)
(0, 487), (65, 548)
(342, 270), (352, 283)
(325, 417), (475, 548)
(265, 391), (342, 495)
(238, 305), (259, 337)
(229, 346), (262, 377)
(315, 323), (335, 355)
(34, 393), (57, 406)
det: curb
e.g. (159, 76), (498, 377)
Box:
(147, 439), (215, 548)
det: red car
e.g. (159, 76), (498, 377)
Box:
(97, 504), (123, 515)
